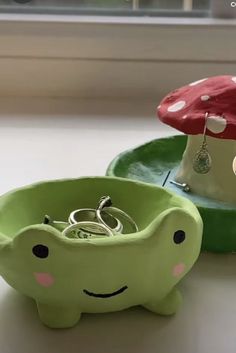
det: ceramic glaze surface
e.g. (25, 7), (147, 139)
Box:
(107, 136), (236, 252)
(0, 177), (202, 328)
(176, 135), (236, 203)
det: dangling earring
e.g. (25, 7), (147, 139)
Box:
(193, 112), (212, 174)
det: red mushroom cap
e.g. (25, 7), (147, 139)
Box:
(157, 75), (236, 139)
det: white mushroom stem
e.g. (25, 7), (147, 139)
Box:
(175, 135), (236, 203)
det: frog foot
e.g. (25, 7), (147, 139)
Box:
(143, 288), (182, 316)
(37, 302), (81, 328)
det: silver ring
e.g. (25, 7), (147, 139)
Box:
(96, 206), (138, 234)
(62, 221), (114, 239)
(69, 208), (123, 234)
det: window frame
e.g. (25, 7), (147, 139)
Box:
(0, 13), (235, 99)
(0, 0), (210, 16)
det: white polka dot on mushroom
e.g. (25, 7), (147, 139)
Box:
(167, 101), (186, 112)
(233, 157), (236, 175)
(182, 115), (188, 119)
(158, 105), (161, 110)
(189, 78), (208, 86)
(232, 77), (236, 83)
(206, 115), (227, 134)
(201, 95), (210, 101)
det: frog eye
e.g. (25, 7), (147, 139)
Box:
(32, 244), (49, 258)
(173, 230), (186, 244)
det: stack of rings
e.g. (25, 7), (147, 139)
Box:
(43, 196), (138, 239)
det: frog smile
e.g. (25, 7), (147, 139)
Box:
(83, 285), (128, 298)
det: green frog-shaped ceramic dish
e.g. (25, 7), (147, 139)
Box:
(0, 177), (202, 328)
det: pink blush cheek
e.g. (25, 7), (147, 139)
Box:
(34, 272), (54, 287)
(172, 263), (186, 277)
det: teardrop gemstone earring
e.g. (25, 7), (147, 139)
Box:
(193, 112), (212, 174)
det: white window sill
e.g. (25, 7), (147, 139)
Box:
(0, 96), (171, 192)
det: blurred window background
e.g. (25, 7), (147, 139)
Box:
(0, 0), (211, 16)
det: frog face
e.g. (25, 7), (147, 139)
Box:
(0, 205), (202, 315)
(3, 226), (147, 312)
(0, 177), (202, 327)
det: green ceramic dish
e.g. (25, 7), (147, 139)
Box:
(106, 135), (236, 253)
(0, 176), (202, 328)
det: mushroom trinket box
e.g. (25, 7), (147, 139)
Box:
(0, 177), (202, 328)
(157, 75), (236, 204)
(107, 76), (236, 252)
